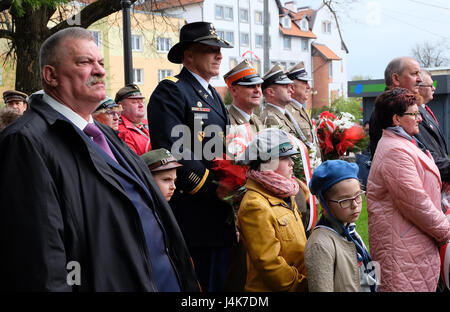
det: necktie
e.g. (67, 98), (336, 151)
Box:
(207, 85), (215, 99)
(425, 105), (439, 125)
(84, 123), (118, 162)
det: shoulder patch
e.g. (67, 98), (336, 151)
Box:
(163, 76), (179, 83)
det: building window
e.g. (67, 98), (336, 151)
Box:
(156, 37), (171, 52)
(282, 16), (291, 28)
(215, 5), (224, 19)
(322, 21), (331, 33)
(158, 69), (173, 82)
(283, 37), (291, 50)
(300, 19), (308, 31)
(255, 34), (263, 48)
(239, 8), (249, 23)
(240, 32), (249, 47)
(216, 5), (233, 20)
(252, 60), (261, 75)
(301, 39), (308, 52)
(229, 57), (238, 70)
(255, 11), (263, 24)
(224, 7), (233, 20)
(89, 31), (102, 48)
(131, 35), (142, 51)
(133, 68), (144, 84)
(218, 30), (234, 45)
(328, 62), (333, 78)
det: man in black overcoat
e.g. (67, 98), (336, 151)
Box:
(0, 27), (199, 292)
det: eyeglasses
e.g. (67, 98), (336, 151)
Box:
(419, 84), (434, 89)
(328, 191), (365, 209)
(105, 110), (122, 117)
(402, 111), (420, 119)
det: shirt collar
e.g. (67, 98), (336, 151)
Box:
(43, 93), (93, 130)
(232, 104), (251, 122)
(290, 98), (305, 109)
(267, 102), (285, 114)
(186, 68), (212, 96)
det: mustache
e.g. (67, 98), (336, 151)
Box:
(87, 76), (106, 87)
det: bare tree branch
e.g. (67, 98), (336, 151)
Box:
(412, 41), (449, 68)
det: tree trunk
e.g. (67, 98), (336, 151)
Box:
(12, 5), (52, 95)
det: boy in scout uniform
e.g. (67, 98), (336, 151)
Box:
(223, 60), (264, 133)
(285, 62), (322, 160)
(2, 90), (28, 115)
(260, 64), (298, 136)
(147, 22), (235, 292)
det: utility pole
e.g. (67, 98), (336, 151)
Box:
(263, 0), (270, 73)
(121, 0), (133, 85)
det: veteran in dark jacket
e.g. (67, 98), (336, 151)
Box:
(148, 22), (235, 292)
(0, 27), (199, 292)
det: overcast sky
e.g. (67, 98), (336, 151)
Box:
(283, 0), (450, 80)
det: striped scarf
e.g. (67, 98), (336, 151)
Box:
(246, 169), (299, 198)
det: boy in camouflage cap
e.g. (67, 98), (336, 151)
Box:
(141, 148), (182, 202)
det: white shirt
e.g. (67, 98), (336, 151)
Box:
(232, 104), (251, 122)
(43, 93), (94, 130)
(186, 68), (214, 98)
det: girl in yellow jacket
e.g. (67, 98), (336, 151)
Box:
(236, 128), (309, 292)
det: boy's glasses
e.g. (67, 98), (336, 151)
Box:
(328, 191), (365, 209)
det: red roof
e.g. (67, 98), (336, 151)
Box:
(279, 22), (316, 39)
(312, 43), (341, 60)
(292, 9), (314, 21)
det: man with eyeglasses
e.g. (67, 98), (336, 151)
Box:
(93, 97), (122, 131)
(116, 84), (151, 155)
(416, 70), (450, 184)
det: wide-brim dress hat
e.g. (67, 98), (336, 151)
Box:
(115, 84), (145, 103)
(223, 59), (264, 88)
(3, 90), (28, 103)
(168, 22), (233, 64)
(236, 128), (300, 166)
(286, 61), (312, 82)
(261, 63), (293, 90)
(95, 97), (119, 112)
(141, 148), (183, 172)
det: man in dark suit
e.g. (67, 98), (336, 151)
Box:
(369, 57), (422, 158)
(147, 22), (235, 292)
(0, 27), (199, 292)
(416, 70), (450, 182)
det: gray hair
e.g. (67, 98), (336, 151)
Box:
(39, 27), (94, 73)
(384, 57), (416, 87)
(420, 69), (432, 80)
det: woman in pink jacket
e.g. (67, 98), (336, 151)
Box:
(367, 87), (450, 292)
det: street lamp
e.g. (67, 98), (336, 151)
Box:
(121, 0), (133, 85)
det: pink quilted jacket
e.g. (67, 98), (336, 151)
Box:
(367, 130), (450, 292)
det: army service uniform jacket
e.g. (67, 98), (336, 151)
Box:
(286, 101), (322, 160)
(148, 67), (236, 248)
(260, 103), (297, 136)
(227, 104), (263, 133)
